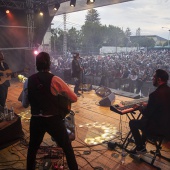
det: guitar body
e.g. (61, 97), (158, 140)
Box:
(0, 68), (29, 85)
(58, 94), (71, 119)
(0, 69), (12, 84)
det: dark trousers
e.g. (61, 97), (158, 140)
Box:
(73, 77), (80, 94)
(136, 80), (143, 94)
(129, 119), (147, 147)
(27, 115), (78, 170)
(0, 85), (8, 107)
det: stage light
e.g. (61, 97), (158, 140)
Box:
(6, 10), (10, 14)
(33, 50), (39, 55)
(70, 0), (76, 7)
(87, 0), (95, 4)
(39, 11), (43, 16)
(53, 3), (60, 11)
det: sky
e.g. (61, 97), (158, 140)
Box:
(51, 0), (170, 40)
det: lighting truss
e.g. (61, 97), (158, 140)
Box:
(0, 0), (25, 10)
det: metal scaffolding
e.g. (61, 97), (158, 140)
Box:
(26, 0), (34, 49)
(0, 0), (25, 10)
(63, 13), (67, 57)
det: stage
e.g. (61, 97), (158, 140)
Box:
(0, 80), (170, 170)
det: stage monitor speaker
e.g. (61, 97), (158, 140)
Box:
(0, 109), (24, 150)
(79, 83), (92, 91)
(99, 92), (115, 107)
(95, 86), (111, 97)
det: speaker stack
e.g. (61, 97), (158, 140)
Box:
(95, 86), (112, 98)
(79, 83), (92, 91)
(99, 92), (115, 107)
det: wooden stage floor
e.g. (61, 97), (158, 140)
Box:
(0, 80), (170, 170)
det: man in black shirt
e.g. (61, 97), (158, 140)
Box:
(71, 52), (82, 96)
(22, 52), (78, 170)
(129, 69), (170, 154)
(0, 52), (10, 107)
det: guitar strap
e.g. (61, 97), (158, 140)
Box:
(0, 62), (5, 70)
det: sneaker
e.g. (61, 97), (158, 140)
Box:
(76, 92), (81, 97)
(128, 145), (147, 155)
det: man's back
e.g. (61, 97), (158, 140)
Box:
(144, 83), (170, 138)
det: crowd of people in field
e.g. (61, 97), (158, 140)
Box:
(50, 49), (170, 96)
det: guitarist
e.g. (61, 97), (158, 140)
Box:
(22, 52), (78, 170)
(0, 51), (10, 107)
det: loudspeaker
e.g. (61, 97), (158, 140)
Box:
(79, 83), (92, 91)
(0, 110), (24, 149)
(99, 92), (115, 107)
(95, 86), (111, 97)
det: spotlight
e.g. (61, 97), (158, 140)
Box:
(6, 10), (10, 14)
(53, 3), (60, 11)
(39, 11), (43, 16)
(70, 0), (76, 7)
(87, 0), (95, 4)
(33, 50), (39, 55)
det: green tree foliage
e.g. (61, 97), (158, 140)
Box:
(131, 36), (155, 47)
(102, 25), (124, 46)
(67, 27), (81, 52)
(163, 41), (169, 46)
(81, 9), (103, 54)
(51, 9), (156, 55)
(85, 9), (101, 25)
(51, 28), (64, 54)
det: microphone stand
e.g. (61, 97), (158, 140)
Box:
(79, 58), (84, 98)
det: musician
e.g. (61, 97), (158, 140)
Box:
(71, 52), (83, 96)
(129, 69), (170, 154)
(22, 52), (78, 170)
(0, 51), (10, 107)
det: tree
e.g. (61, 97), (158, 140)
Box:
(51, 28), (64, 55)
(81, 9), (103, 54)
(123, 27), (132, 47)
(67, 27), (81, 52)
(136, 28), (141, 36)
(131, 36), (155, 48)
(85, 9), (101, 25)
(102, 25), (124, 47)
(125, 27), (132, 37)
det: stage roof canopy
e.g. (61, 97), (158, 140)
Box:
(0, 0), (133, 50)
(0, 0), (133, 16)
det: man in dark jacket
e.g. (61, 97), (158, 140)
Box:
(129, 69), (170, 154)
(22, 52), (78, 170)
(71, 52), (82, 96)
(0, 51), (10, 107)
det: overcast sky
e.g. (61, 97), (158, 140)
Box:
(52, 0), (170, 40)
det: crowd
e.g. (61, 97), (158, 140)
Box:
(50, 49), (170, 96)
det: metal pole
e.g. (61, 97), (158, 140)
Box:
(168, 30), (170, 46)
(162, 27), (170, 46)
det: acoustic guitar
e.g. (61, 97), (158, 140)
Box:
(0, 68), (29, 85)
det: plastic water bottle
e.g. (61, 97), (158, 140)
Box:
(121, 149), (126, 164)
(10, 106), (14, 120)
(4, 105), (8, 120)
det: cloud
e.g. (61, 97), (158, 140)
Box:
(52, 0), (170, 39)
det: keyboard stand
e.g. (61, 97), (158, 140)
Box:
(114, 112), (142, 151)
